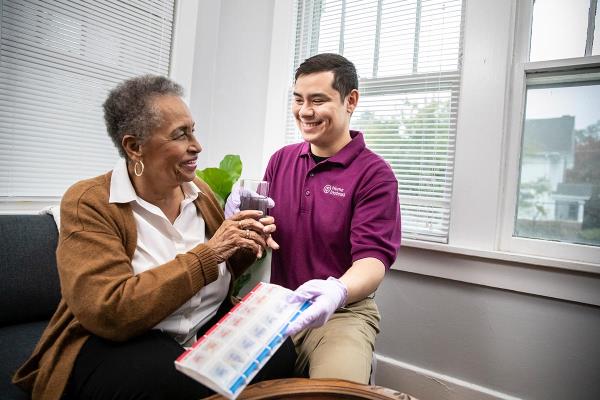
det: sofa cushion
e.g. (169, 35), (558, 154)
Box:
(0, 320), (49, 399)
(0, 214), (60, 326)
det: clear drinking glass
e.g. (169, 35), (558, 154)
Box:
(239, 179), (270, 216)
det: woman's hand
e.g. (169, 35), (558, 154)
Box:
(206, 210), (278, 263)
(257, 215), (280, 251)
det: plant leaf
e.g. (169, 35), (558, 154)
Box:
(219, 154), (243, 182)
(196, 167), (235, 203)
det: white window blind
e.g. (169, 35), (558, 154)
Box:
(0, 0), (175, 197)
(288, 0), (464, 243)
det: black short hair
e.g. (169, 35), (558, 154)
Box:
(103, 75), (183, 158)
(294, 53), (358, 100)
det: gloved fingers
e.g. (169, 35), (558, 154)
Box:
(286, 311), (316, 336)
(299, 278), (347, 305)
(285, 320), (303, 336)
(293, 285), (329, 299)
(224, 184), (276, 219)
(286, 307), (327, 336)
(288, 289), (321, 303)
(286, 319), (311, 336)
(239, 184), (274, 208)
(224, 202), (240, 219)
(224, 185), (242, 219)
(239, 187), (267, 198)
(287, 291), (313, 304)
(293, 280), (323, 294)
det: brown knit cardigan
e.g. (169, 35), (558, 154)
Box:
(12, 172), (255, 400)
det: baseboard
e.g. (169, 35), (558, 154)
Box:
(374, 354), (522, 400)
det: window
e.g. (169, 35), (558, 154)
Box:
(501, 0), (600, 263)
(0, 0), (175, 199)
(288, 0), (464, 243)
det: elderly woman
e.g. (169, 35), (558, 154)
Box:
(13, 75), (296, 400)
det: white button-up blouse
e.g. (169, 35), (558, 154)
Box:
(108, 159), (230, 345)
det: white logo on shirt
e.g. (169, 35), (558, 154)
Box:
(323, 184), (345, 197)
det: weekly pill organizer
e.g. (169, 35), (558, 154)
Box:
(175, 282), (311, 399)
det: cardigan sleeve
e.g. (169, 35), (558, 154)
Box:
(57, 182), (220, 342)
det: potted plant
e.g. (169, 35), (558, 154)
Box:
(196, 155), (263, 295)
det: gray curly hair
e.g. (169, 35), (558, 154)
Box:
(103, 75), (184, 158)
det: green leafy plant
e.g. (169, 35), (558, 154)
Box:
(196, 154), (252, 296)
(196, 155), (242, 208)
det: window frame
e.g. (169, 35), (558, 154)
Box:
(498, 0), (600, 266)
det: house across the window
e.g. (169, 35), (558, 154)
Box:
(516, 85), (600, 247)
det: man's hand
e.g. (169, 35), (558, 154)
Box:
(285, 277), (348, 336)
(225, 185), (275, 219)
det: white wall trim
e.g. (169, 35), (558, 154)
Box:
(186, 0), (222, 171)
(524, 54), (600, 73)
(262, 0), (296, 171)
(392, 245), (600, 306)
(375, 354), (522, 400)
(448, 0), (514, 250)
(169, 0), (200, 103)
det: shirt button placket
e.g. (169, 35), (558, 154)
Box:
(306, 171), (315, 196)
(301, 170), (315, 211)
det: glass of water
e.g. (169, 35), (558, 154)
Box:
(239, 179), (270, 216)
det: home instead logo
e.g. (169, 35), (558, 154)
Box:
(323, 184), (346, 197)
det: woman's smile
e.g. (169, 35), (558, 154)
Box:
(180, 158), (198, 172)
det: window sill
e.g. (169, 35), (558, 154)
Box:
(393, 239), (600, 307)
(402, 238), (600, 274)
(0, 197), (60, 214)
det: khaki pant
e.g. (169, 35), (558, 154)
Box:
(291, 298), (380, 384)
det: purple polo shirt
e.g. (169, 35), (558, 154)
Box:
(264, 131), (401, 290)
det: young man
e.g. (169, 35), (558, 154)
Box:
(228, 53), (401, 383)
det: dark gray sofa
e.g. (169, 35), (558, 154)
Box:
(0, 214), (61, 399)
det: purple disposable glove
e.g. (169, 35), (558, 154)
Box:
(285, 277), (348, 336)
(224, 185), (275, 219)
